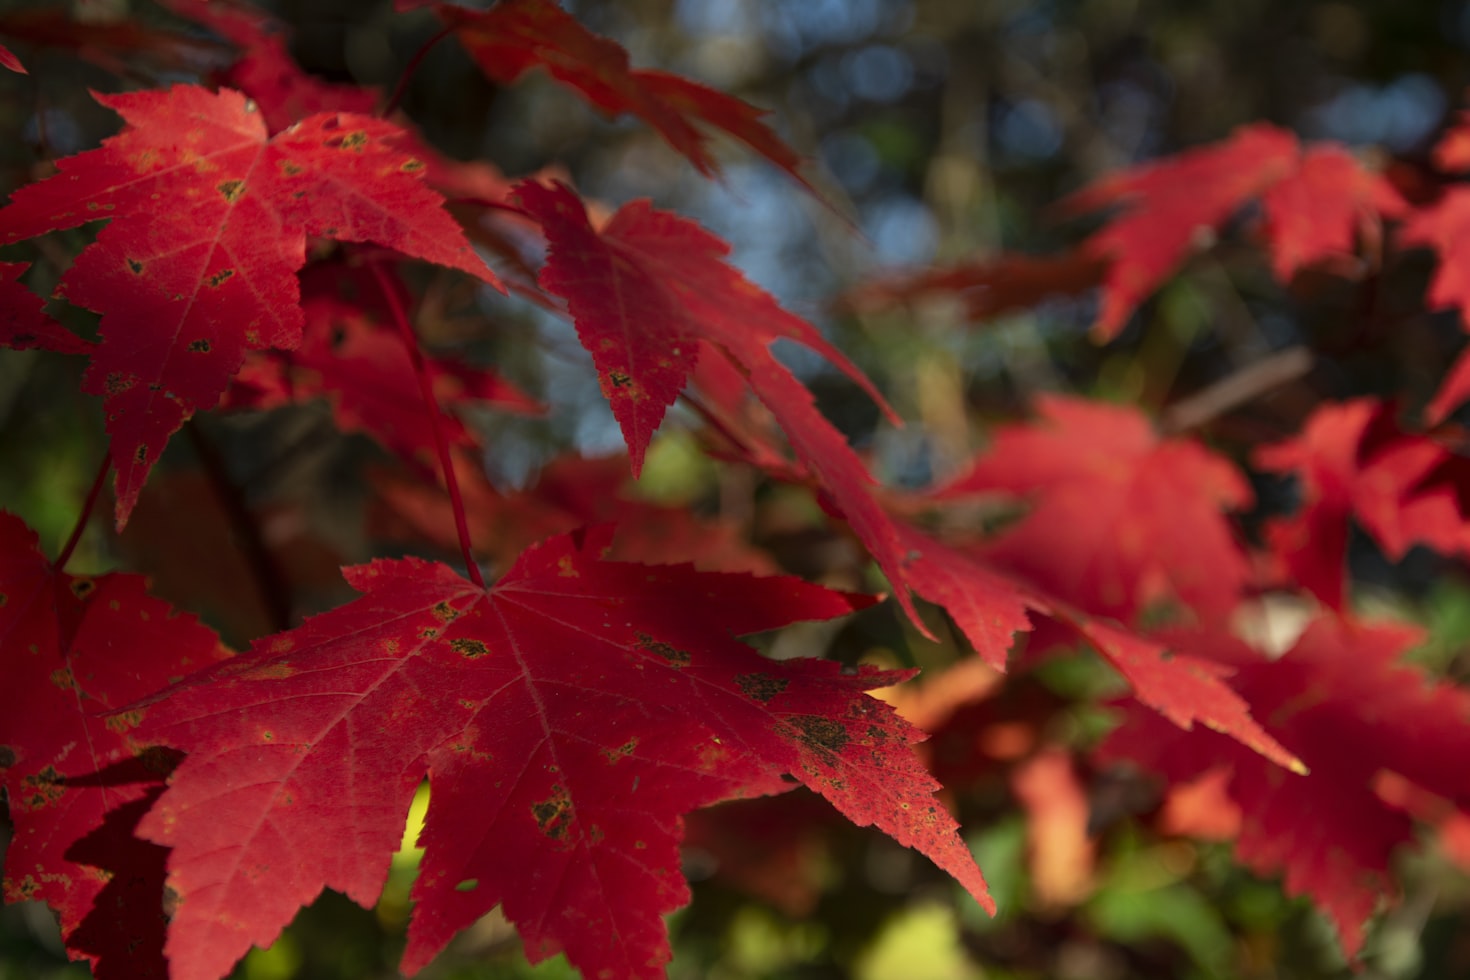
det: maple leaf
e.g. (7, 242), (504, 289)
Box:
(1065, 126), (1399, 339)
(0, 511), (227, 978)
(513, 181), (927, 624)
(123, 528), (988, 980)
(1261, 145), (1405, 281)
(1401, 186), (1470, 329)
(427, 0), (816, 193)
(0, 84), (499, 527)
(1100, 614), (1470, 957)
(893, 523), (1299, 772)
(933, 395), (1254, 624)
(229, 260), (540, 474)
(0, 261), (92, 354)
(1254, 399), (1470, 608)
(1063, 124), (1299, 339)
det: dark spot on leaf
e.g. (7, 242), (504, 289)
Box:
(401, 158), (424, 172)
(50, 667), (75, 690)
(0, 746), (15, 768)
(450, 638), (488, 659)
(338, 131), (369, 151)
(206, 269), (234, 288)
(135, 444), (148, 464)
(454, 878), (478, 892)
(779, 773), (799, 783)
(126, 258), (143, 275)
(278, 160), (304, 177)
(602, 738), (638, 762)
(419, 627), (439, 640)
(532, 785), (572, 840)
(736, 673), (788, 703)
(636, 632), (689, 667)
(609, 371), (632, 389)
(70, 578), (94, 598)
(217, 179), (245, 202)
(104, 372), (133, 395)
(22, 766), (65, 809)
(163, 886), (180, 918)
(432, 601), (460, 623)
(188, 339), (211, 353)
(793, 715), (849, 754)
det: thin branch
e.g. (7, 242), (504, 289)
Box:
(368, 258), (485, 588)
(1160, 346), (1314, 435)
(379, 23), (455, 119)
(54, 456), (110, 572)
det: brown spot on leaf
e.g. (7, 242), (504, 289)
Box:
(188, 339), (211, 352)
(106, 709), (144, 734)
(206, 269), (234, 288)
(135, 444), (149, 464)
(602, 738), (638, 763)
(636, 632), (690, 667)
(104, 373), (133, 395)
(22, 766), (65, 809)
(70, 578), (95, 598)
(450, 638), (489, 659)
(0, 746), (15, 768)
(432, 601), (460, 623)
(736, 673), (788, 703)
(608, 371), (632, 389)
(532, 785), (572, 841)
(401, 158), (424, 172)
(337, 131), (368, 151)
(793, 715), (849, 754)
(419, 627), (439, 640)
(50, 667), (75, 691)
(126, 258), (144, 275)
(217, 179), (245, 202)
(278, 160), (304, 177)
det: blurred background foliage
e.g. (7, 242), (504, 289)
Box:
(5, 0), (1470, 977)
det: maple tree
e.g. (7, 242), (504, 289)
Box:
(2, 1), (1470, 978)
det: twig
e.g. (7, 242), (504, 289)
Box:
(54, 456), (110, 572)
(368, 259), (485, 587)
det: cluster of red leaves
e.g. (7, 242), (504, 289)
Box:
(4, 3), (1470, 980)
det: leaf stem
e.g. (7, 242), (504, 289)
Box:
(368, 259), (485, 588)
(54, 456), (110, 572)
(379, 23), (455, 119)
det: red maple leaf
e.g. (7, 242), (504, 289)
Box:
(1262, 144), (1405, 281)
(122, 527), (988, 980)
(428, 0), (815, 192)
(1063, 124), (1298, 339)
(0, 511), (227, 977)
(933, 395), (1254, 624)
(1100, 614), (1470, 957)
(1401, 186), (1470, 329)
(1065, 125), (1399, 339)
(1254, 399), (1470, 608)
(0, 84), (498, 527)
(514, 182), (922, 628)
(0, 261), (92, 354)
(894, 523), (1298, 772)
(229, 260), (539, 474)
